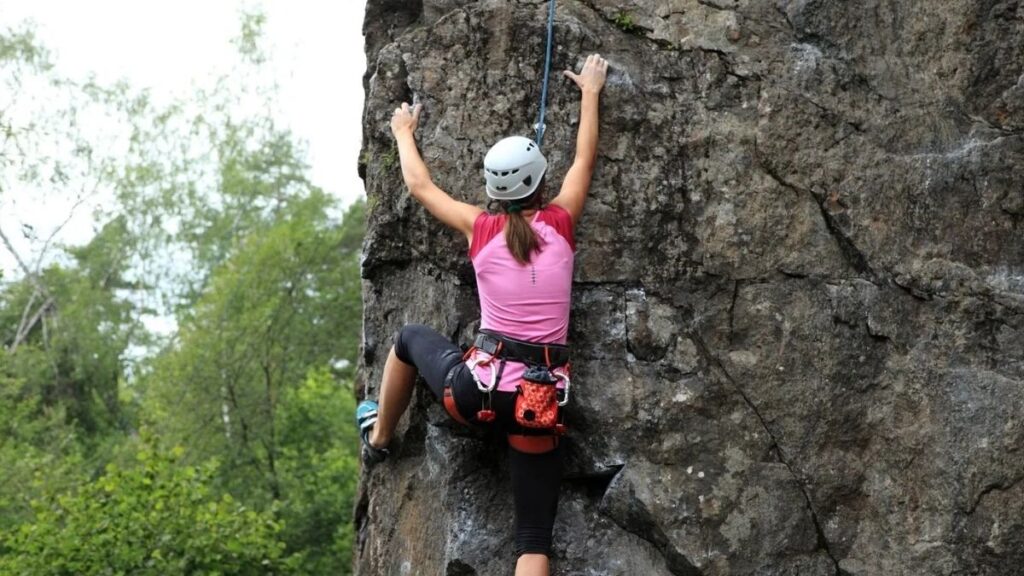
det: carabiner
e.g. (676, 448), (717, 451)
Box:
(554, 370), (571, 406)
(467, 357), (499, 393)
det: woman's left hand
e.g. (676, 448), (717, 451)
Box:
(564, 53), (608, 94)
(390, 102), (421, 137)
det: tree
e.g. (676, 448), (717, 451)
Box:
(0, 440), (295, 575)
(276, 369), (360, 573)
(0, 13), (366, 574)
(1, 23), (129, 356)
(142, 198), (363, 571)
(143, 195), (361, 488)
(0, 23), (139, 532)
(0, 219), (139, 529)
(0, 363), (85, 532)
(0, 217), (137, 432)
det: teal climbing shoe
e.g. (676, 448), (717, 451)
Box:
(356, 400), (388, 465)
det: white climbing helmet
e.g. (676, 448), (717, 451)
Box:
(483, 136), (548, 201)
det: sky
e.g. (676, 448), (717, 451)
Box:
(0, 0), (368, 279)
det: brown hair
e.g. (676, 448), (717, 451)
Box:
(495, 183), (545, 265)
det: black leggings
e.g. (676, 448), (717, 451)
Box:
(394, 324), (562, 557)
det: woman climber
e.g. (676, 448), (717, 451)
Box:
(357, 53), (608, 576)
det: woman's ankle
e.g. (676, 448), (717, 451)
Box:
(369, 427), (389, 449)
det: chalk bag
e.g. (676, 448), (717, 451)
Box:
(515, 365), (560, 429)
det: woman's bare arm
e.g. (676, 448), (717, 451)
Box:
(391, 102), (482, 242)
(551, 54), (608, 224)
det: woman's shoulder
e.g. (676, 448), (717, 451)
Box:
(535, 204), (575, 251)
(540, 203), (572, 219)
(470, 211), (506, 258)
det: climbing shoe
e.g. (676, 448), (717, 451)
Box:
(356, 400), (389, 465)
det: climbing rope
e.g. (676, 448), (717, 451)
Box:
(534, 0), (556, 146)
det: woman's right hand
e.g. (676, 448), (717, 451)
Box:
(563, 53), (608, 94)
(390, 102), (422, 138)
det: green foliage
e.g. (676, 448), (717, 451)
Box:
(613, 11), (639, 33)
(234, 10), (269, 65)
(0, 365), (86, 532)
(0, 441), (295, 575)
(143, 196), (362, 479)
(141, 198), (363, 572)
(0, 219), (137, 436)
(276, 369), (360, 572)
(0, 13), (366, 575)
(0, 25), (49, 68)
(0, 20), (146, 520)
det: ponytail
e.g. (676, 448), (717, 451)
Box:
(497, 185), (544, 265)
(505, 210), (540, 265)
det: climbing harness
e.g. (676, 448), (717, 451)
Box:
(534, 0), (557, 146)
(442, 339), (501, 427)
(443, 329), (572, 454)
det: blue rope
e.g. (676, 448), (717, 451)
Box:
(535, 0), (556, 146)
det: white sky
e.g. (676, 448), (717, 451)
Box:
(0, 0), (367, 279)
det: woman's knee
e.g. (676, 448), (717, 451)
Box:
(393, 324), (429, 364)
(515, 535), (554, 558)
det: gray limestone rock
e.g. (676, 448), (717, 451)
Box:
(357, 1), (1024, 574)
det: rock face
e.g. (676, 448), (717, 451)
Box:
(356, 1), (1024, 574)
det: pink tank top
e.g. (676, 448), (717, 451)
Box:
(466, 204), (575, 392)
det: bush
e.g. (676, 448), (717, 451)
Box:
(0, 442), (295, 575)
